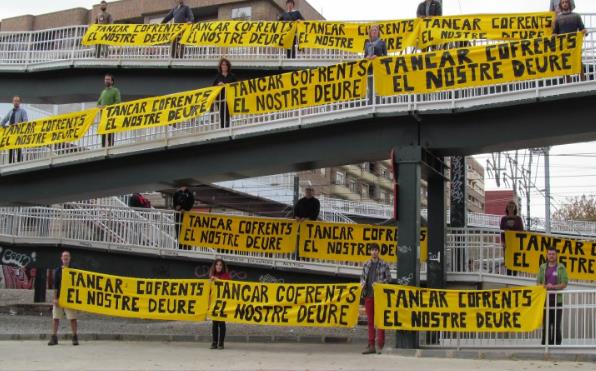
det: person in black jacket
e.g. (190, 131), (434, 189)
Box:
(294, 187), (320, 221)
(417, 0), (442, 18)
(213, 58), (237, 129)
(173, 186), (195, 248)
(278, 0), (304, 59)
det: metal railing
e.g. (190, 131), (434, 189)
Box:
(420, 290), (596, 349)
(0, 205), (594, 288)
(2, 36), (596, 175)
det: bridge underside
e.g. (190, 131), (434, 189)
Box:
(0, 67), (283, 104)
(0, 91), (595, 205)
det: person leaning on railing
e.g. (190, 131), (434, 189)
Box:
(213, 58), (237, 129)
(552, 0), (587, 81)
(500, 201), (524, 276)
(173, 186), (195, 249)
(278, 0), (304, 59)
(537, 246), (568, 346)
(162, 0), (194, 59)
(94, 1), (113, 58)
(97, 73), (121, 148)
(364, 25), (387, 105)
(1, 95), (28, 164)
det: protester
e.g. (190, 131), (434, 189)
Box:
(293, 187), (320, 221)
(537, 246), (568, 345)
(553, 0), (586, 35)
(173, 186), (195, 248)
(1, 96), (28, 164)
(97, 73), (121, 147)
(551, 0), (575, 14)
(360, 243), (391, 354)
(95, 1), (113, 58)
(499, 201), (524, 276)
(552, 0), (587, 81)
(48, 251), (78, 346)
(162, 0), (194, 58)
(278, 0), (304, 58)
(209, 258), (231, 349)
(213, 58), (237, 129)
(416, 0), (442, 18)
(128, 193), (151, 208)
(363, 25), (386, 105)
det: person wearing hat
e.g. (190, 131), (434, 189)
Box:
(293, 187), (320, 221)
(360, 243), (391, 354)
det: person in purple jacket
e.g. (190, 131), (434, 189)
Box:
(500, 200), (524, 276)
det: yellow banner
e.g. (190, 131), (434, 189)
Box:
(210, 280), (361, 327)
(373, 32), (583, 96)
(0, 109), (98, 150)
(374, 284), (546, 332)
(227, 60), (369, 115)
(180, 213), (298, 254)
(82, 24), (188, 46)
(180, 21), (296, 49)
(299, 220), (428, 263)
(418, 12), (554, 49)
(98, 87), (223, 134)
(296, 20), (420, 54)
(59, 268), (210, 321)
(505, 230), (596, 281)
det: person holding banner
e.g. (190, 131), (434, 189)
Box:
(162, 0), (194, 58)
(48, 251), (79, 346)
(278, 0), (304, 59)
(416, 0), (442, 18)
(94, 1), (113, 58)
(1, 95), (28, 164)
(213, 58), (237, 128)
(364, 25), (386, 105)
(173, 186), (195, 249)
(500, 201), (524, 276)
(537, 247), (568, 345)
(551, 0), (575, 14)
(209, 258), (231, 349)
(97, 73), (121, 147)
(360, 243), (391, 354)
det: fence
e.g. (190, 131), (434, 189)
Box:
(420, 290), (596, 349)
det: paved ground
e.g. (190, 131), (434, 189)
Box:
(0, 341), (593, 371)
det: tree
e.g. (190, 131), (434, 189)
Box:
(552, 195), (596, 221)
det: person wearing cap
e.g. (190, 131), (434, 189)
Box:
(360, 243), (391, 354)
(293, 187), (320, 221)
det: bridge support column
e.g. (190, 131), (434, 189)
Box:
(449, 156), (467, 272)
(427, 157), (447, 289)
(393, 146), (421, 349)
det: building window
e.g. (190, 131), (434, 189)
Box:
(232, 7), (252, 20)
(348, 178), (357, 193)
(361, 162), (368, 171)
(335, 171), (345, 185)
(369, 185), (376, 199)
(361, 183), (369, 197)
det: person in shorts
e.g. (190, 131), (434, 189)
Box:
(48, 251), (79, 346)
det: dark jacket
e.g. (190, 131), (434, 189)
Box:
(363, 38), (387, 58)
(173, 189), (195, 211)
(54, 267), (63, 299)
(294, 197), (320, 220)
(162, 5), (194, 23)
(213, 73), (238, 86)
(278, 10), (304, 21)
(417, 1), (442, 17)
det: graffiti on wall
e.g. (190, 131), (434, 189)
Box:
(0, 247), (37, 289)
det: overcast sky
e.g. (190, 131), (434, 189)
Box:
(0, 0), (594, 220)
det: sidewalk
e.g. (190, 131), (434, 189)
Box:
(1, 341), (594, 371)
